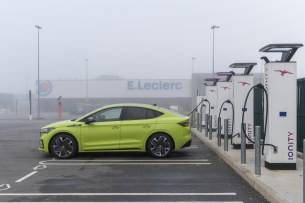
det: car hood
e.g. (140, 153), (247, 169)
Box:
(41, 120), (80, 129)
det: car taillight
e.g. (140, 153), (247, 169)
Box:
(178, 121), (189, 127)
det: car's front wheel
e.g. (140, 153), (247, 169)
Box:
(147, 133), (173, 158)
(50, 134), (78, 159)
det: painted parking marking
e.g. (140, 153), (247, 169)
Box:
(15, 171), (38, 183)
(0, 202), (243, 203)
(39, 159), (211, 166)
(40, 159), (209, 163)
(33, 164), (47, 170)
(0, 184), (10, 191)
(0, 192), (237, 196)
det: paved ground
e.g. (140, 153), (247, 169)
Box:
(0, 118), (269, 202)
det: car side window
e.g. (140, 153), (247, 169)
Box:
(126, 107), (147, 120)
(91, 107), (122, 122)
(125, 107), (164, 120)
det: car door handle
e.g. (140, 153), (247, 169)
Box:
(143, 125), (151, 128)
(112, 126), (120, 129)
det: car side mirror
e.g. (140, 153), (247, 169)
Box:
(85, 117), (95, 124)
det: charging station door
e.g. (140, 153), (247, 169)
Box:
(206, 86), (218, 129)
(232, 75), (254, 145)
(264, 62), (297, 170)
(217, 81), (233, 135)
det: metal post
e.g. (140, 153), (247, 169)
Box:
(85, 59), (89, 102)
(241, 123), (246, 164)
(199, 112), (202, 133)
(217, 117), (221, 146)
(197, 112), (200, 130)
(255, 126), (261, 176)
(35, 25), (42, 119)
(209, 115), (212, 140)
(15, 100), (18, 116)
(224, 119), (228, 151)
(192, 113), (196, 128)
(205, 114), (209, 137)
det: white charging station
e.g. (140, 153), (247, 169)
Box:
(260, 44), (303, 170)
(229, 63), (256, 149)
(216, 80), (233, 136)
(205, 78), (219, 130)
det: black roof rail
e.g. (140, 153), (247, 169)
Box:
(229, 63), (257, 75)
(259, 43), (303, 62)
(215, 72), (235, 81)
(205, 78), (220, 86)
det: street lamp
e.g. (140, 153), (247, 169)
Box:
(35, 25), (42, 118)
(191, 57), (196, 76)
(85, 59), (89, 102)
(211, 25), (220, 78)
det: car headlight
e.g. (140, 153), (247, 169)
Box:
(40, 127), (55, 134)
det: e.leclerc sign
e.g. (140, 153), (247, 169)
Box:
(127, 80), (182, 90)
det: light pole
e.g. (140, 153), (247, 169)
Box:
(191, 57), (196, 76)
(85, 59), (89, 102)
(35, 25), (42, 118)
(211, 25), (220, 78)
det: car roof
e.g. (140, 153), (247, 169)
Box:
(103, 103), (160, 110)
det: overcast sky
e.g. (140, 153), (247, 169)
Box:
(1, 0), (305, 94)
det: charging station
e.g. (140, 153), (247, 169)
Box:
(259, 44), (303, 170)
(216, 76), (233, 136)
(205, 78), (219, 130)
(229, 63), (256, 149)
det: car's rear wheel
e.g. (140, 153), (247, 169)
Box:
(50, 134), (78, 159)
(147, 133), (173, 158)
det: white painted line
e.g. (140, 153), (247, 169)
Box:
(0, 184), (10, 191)
(0, 192), (236, 196)
(0, 202), (243, 203)
(40, 163), (211, 166)
(39, 159), (209, 164)
(33, 164), (47, 170)
(15, 171), (38, 183)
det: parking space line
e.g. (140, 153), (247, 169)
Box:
(15, 171), (38, 183)
(39, 162), (211, 166)
(0, 192), (236, 196)
(40, 159), (209, 163)
(0, 202), (243, 203)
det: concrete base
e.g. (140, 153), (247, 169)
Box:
(265, 161), (296, 170)
(232, 144), (254, 149)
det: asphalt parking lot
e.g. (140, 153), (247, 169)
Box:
(0, 118), (269, 202)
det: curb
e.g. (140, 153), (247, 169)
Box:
(192, 129), (289, 203)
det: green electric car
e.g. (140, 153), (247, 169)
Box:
(39, 104), (191, 159)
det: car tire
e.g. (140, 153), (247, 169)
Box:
(147, 133), (173, 158)
(50, 134), (78, 159)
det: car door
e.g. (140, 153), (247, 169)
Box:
(80, 107), (122, 151)
(119, 107), (158, 150)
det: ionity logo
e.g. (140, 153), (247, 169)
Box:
(238, 82), (251, 86)
(274, 70), (293, 76)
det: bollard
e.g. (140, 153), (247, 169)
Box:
(224, 119), (228, 151)
(199, 112), (202, 133)
(197, 112), (200, 130)
(191, 113), (195, 128)
(241, 123), (246, 164)
(205, 114), (209, 137)
(255, 126), (261, 176)
(209, 115), (212, 140)
(217, 117), (221, 146)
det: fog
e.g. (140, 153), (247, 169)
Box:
(1, 0), (305, 95)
